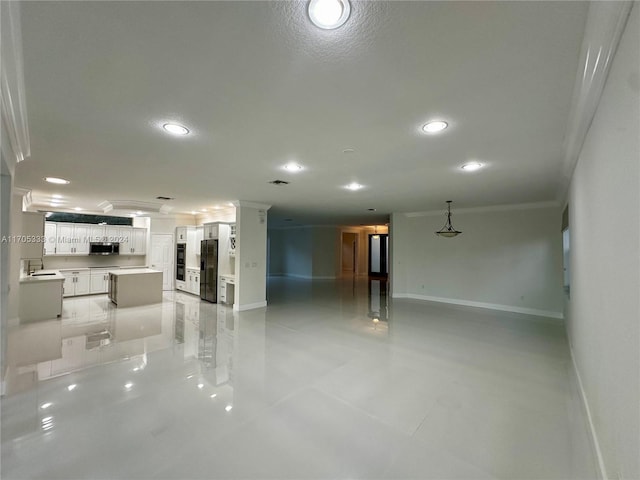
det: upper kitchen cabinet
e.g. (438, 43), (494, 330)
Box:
(176, 227), (187, 243)
(118, 226), (146, 255)
(44, 222), (57, 256)
(89, 225), (105, 242)
(54, 222), (90, 255)
(132, 228), (146, 255)
(203, 223), (218, 240)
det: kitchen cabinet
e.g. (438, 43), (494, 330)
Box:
(61, 270), (90, 297)
(90, 268), (118, 294)
(203, 223), (218, 240)
(118, 227), (145, 255)
(108, 269), (162, 307)
(184, 268), (200, 296)
(56, 223), (90, 255)
(132, 228), (146, 255)
(44, 222), (57, 255)
(118, 226), (131, 254)
(89, 225), (105, 242)
(176, 227), (187, 243)
(229, 223), (236, 256)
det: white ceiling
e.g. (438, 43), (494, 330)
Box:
(15, 1), (588, 226)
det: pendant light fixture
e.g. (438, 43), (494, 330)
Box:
(435, 201), (462, 238)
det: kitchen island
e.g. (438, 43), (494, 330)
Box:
(19, 270), (64, 322)
(108, 268), (162, 307)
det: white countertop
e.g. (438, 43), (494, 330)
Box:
(58, 267), (90, 272)
(109, 268), (161, 276)
(20, 270), (65, 283)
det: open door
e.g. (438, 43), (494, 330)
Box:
(368, 234), (388, 277)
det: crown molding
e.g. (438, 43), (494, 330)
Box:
(0, 1), (30, 166)
(99, 200), (172, 214)
(558, 1), (634, 202)
(404, 201), (559, 218)
(233, 201), (272, 210)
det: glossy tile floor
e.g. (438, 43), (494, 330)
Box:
(2, 277), (597, 479)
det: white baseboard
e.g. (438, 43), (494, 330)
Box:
(276, 273), (336, 280)
(283, 273), (312, 279)
(233, 300), (267, 312)
(392, 293), (563, 320)
(570, 345), (608, 480)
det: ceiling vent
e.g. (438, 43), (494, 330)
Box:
(155, 196), (174, 201)
(269, 180), (290, 185)
(98, 200), (172, 215)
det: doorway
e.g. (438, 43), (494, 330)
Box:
(368, 233), (388, 277)
(150, 234), (174, 290)
(341, 232), (358, 275)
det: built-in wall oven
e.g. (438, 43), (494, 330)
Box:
(176, 243), (186, 281)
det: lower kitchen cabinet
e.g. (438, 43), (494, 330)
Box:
(90, 268), (117, 294)
(62, 270), (90, 297)
(177, 269), (200, 296)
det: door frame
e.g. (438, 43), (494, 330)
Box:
(368, 233), (389, 277)
(150, 233), (175, 291)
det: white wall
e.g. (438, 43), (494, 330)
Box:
(392, 206), (564, 318)
(150, 214), (195, 234)
(268, 226), (340, 279)
(235, 204), (268, 310)
(280, 227), (312, 278)
(566, 4), (639, 479)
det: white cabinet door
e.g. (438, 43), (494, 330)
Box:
(119, 227), (132, 254)
(44, 223), (57, 255)
(75, 272), (90, 296)
(193, 273), (200, 295)
(132, 228), (146, 255)
(56, 224), (74, 254)
(203, 224), (218, 239)
(105, 226), (120, 242)
(176, 227), (187, 243)
(89, 225), (105, 242)
(74, 225), (90, 255)
(62, 274), (74, 297)
(90, 273), (108, 294)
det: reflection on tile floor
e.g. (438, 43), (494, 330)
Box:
(1, 277), (597, 479)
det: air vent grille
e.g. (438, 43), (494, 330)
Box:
(269, 180), (290, 185)
(156, 196), (174, 200)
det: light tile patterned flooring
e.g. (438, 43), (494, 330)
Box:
(1, 277), (597, 479)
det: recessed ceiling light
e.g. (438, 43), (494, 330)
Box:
(191, 211), (197, 215)
(44, 177), (70, 185)
(50, 202), (62, 207)
(67, 384), (77, 391)
(74, 207), (82, 211)
(162, 123), (189, 135)
(422, 121), (448, 134)
(461, 162), (483, 172)
(52, 194), (63, 199)
(343, 148), (355, 154)
(367, 208), (376, 211)
(345, 182), (363, 191)
(283, 162), (303, 172)
(124, 382), (133, 389)
(225, 405), (233, 412)
(308, 0), (351, 29)
(201, 209), (207, 212)
(136, 211), (144, 215)
(40, 402), (52, 409)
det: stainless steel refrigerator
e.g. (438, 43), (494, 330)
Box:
(200, 239), (218, 303)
